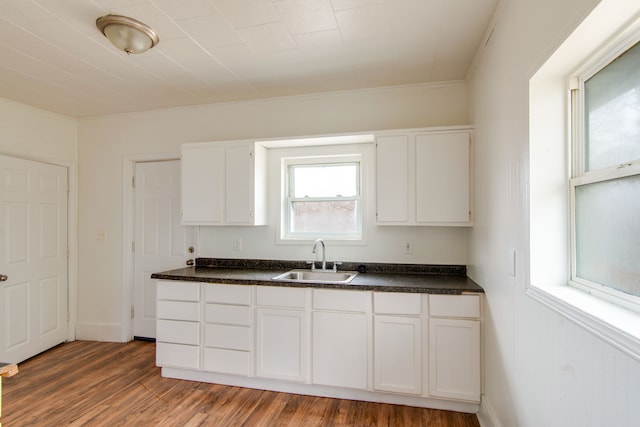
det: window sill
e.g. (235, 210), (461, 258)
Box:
(526, 283), (640, 361)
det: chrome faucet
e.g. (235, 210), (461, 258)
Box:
(312, 238), (326, 270)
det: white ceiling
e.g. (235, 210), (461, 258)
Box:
(0, 0), (498, 119)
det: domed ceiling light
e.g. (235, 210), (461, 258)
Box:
(96, 14), (159, 55)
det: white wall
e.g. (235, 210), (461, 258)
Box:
(468, 0), (640, 426)
(0, 98), (76, 162)
(77, 82), (469, 341)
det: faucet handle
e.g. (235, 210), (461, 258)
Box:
(306, 260), (316, 271)
(332, 261), (342, 272)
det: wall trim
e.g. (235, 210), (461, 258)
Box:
(478, 394), (501, 427)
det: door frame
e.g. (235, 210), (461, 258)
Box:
(121, 152), (183, 342)
(0, 151), (77, 343)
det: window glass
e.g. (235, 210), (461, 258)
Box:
(285, 160), (361, 238)
(575, 175), (640, 297)
(291, 164), (357, 197)
(584, 41), (640, 171)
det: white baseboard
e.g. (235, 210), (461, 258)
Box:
(75, 322), (125, 342)
(478, 394), (501, 427)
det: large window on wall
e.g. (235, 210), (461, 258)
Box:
(570, 37), (640, 312)
(282, 155), (362, 240)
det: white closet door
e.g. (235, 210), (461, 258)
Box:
(0, 155), (68, 363)
(134, 160), (195, 339)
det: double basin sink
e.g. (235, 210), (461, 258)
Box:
(271, 269), (358, 284)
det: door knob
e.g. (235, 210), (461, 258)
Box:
(0, 274), (8, 282)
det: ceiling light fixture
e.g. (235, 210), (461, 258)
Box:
(96, 14), (159, 55)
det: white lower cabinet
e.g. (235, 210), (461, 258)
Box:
(373, 292), (423, 395)
(155, 281), (200, 369)
(202, 283), (253, 376)
(256, 286), (310, 382)
(428, 294), (481, 402)
(311, 289), (371, 390)
(155, 280), (482, 410)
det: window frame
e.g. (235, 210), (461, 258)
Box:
(281, 154), (364, 241)
(569, 33), (640, 313)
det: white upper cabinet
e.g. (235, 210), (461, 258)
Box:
(181, 141), (267, 225)
(376, 127), (472, 226)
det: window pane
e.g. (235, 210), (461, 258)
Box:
(584, 41), (640, 171)
(292, 164), (357, 197)
(290, 200), (358, 234)
(575, 175), (640, 296)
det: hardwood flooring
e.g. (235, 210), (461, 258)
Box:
(2, 341), (480, 426)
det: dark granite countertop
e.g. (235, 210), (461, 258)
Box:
(150, 258), (484, 295)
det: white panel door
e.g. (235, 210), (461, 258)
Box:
(0, 155), (68, 363)
(376, 135), (409, 223)
(312, 311), (369, 390)
(133, 161), (194, 339)
(415, 132), (470, 223)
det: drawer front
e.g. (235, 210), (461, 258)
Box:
(256, 286), (308, 308)
(205, 284), (252, 305)
(313, 289), (371, 312)
(374, 292), (422, 315)
(205, 304), (252, 326)
(204, 324), (252, 351)
(157, 319), (199, 345)
(156, 342), (199, 369)
(157, 281), (199, 301)
(429, 294), (481, 318)
(157, 300), (200, 321)
(203, 348), (251, 376)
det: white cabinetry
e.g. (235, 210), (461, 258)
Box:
(428, 294), (481, 402)
(156, 281), (200, 369)
(373, 292), (422, 395)
(181, 141), (266, 225)
(203, 284), (253, 376)
(376, 128), (472, 226)
(256, 286), (310, 382)
(312, 289), (371, 390)
(154, 280), (482, 413)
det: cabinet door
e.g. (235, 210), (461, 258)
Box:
(225, 144), (253, 224)
(376, 135), (409, 222)
(312, 311), (369, 390)
(256, 308), (309, 382)
(181, 144), (223, 224)
(428, 318), (480, 402)
(374, 315), (422, 395)
(415, 132), (470, 224)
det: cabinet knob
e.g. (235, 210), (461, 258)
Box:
(0, 274), (8, 282)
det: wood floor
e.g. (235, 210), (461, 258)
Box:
(2, 340), (480, 426)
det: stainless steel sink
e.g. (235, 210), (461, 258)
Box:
(271, 269), (358, 284)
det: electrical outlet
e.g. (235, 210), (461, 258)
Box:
(233, 238), (242, 251)
(403, 240), (413, 254)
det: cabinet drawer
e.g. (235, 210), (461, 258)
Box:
(204, 324), (252, 351)
(157, 300), (199, 321)
(313, 289), (371, 312)
(156, 342), (199, 369)
(157, 281), (199, 301)
(429, 294), (480, 318)
(257, 286), (308, 308)
(157, 320), (199, 345)
(204, 284), (252, 305)
(203, 348), (251, 376)
(205, 304), (252, 326)
(374, 292), (422, 315)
